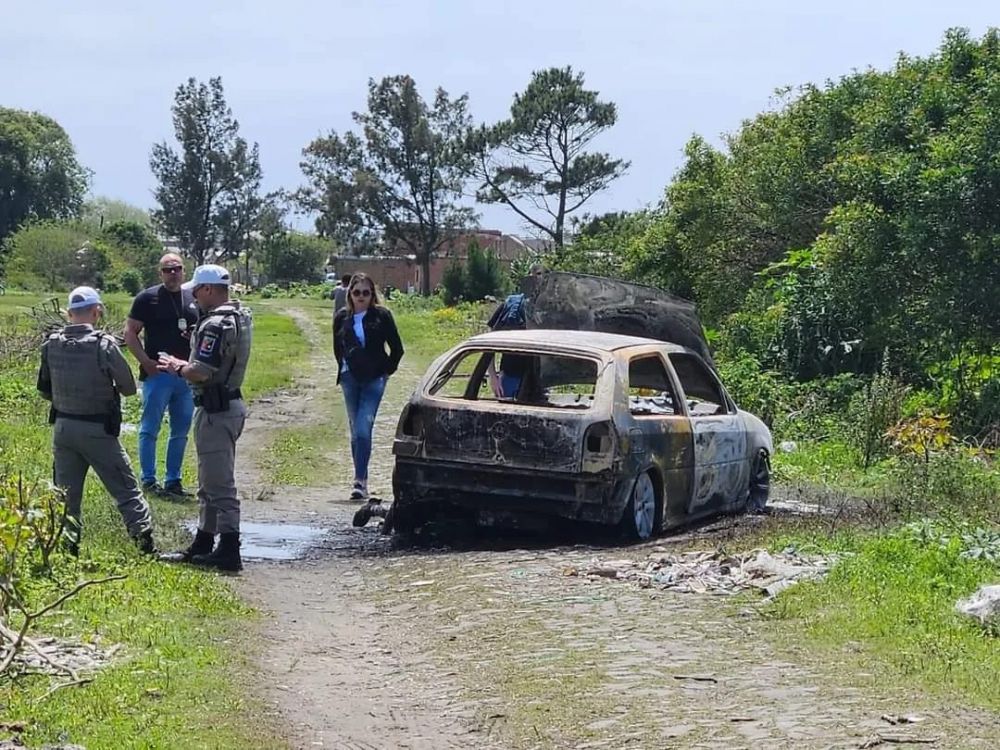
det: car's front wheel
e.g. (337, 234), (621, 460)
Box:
(621, 471), (658, 541)
(747, 450), (770, 513)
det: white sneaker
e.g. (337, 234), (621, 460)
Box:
(350, 480), (368, 501)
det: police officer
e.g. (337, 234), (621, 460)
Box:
(36, 286), (156, 555)
(156, 265), (253, 572)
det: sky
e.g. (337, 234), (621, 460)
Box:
(2, 1), (996, 236)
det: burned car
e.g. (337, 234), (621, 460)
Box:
(389, 273), (772, 539)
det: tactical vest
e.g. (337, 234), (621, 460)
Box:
(191, 304), (253, 396)
(45, 326), (118, 415)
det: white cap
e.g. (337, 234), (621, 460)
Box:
(67, 286), (102, 310)
(182, 264), (231, 289)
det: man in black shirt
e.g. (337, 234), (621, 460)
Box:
(124, 253), (200, 499)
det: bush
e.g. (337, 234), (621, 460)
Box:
(845, 357), (909, 469)
(441, 260), (466, 305)
(115, 268), (144, 295)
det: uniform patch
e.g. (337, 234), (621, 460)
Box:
(194, 324), (224, 367)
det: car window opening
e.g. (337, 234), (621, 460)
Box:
(627, 355), (680, 416)
(428, 349), (601, 409)
(668, 352), (729, 416)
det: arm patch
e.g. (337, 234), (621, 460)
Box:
(194, 323), (225, 368)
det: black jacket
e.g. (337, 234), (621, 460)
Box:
(333, 306), (404, 384)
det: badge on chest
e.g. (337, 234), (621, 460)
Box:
(178, 319), (188, 332)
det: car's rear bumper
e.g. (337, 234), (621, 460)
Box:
(393, 457), (628, 525)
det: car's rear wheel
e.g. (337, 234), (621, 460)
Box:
(622, 471), (657, 541)
(747, 450), (770, 513)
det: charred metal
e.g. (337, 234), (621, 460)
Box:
(389, 272), (773, 539)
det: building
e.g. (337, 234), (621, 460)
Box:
(332, 230), (534, 292)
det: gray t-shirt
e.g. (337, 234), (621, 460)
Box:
(332, 285), (348, 313)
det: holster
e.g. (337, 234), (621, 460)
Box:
(104, 394), (121, 437)
(48, 405), (57, 425)
(200, 384), (231, 414)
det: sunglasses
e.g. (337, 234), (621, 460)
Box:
(351, 288), (372, 297)
(161, 266), (183, 274)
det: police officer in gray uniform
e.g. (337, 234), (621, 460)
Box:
(157, 265), (253, 572)
(37, 286), (156, 555)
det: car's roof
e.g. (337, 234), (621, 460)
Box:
(464, 329), (691, 354)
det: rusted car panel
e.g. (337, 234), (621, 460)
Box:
(391, 329), (773, 538)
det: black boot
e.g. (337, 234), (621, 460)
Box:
(134, 530), (158, 555)
(159, 529), (215, 564)
(190, 531), (242, 572)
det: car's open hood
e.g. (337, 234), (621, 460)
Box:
(520, 271), (715, 367)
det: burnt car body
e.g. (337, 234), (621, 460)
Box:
(390, 323), (773, 539)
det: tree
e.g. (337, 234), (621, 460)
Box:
(259, 230), (328, 285)
(469, 67), (629, 258)
(298, 75), (475, 294)
(0, 109), (88, 254)
(6, 221), (106, 290)
(464, 240), (507, 301)
(81, 197), (152, 228)
(102, 220), (162, 288)
(216, 141), (264, 264)
(149, 77), (261, 263)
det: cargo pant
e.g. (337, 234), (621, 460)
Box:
(53, 418), (153, 541)
(194, 400), (247, 534)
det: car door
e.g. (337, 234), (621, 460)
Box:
(624, 351), (693, 524)
(667, 352), (747, 514)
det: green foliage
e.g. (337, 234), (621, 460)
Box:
(439, 241), (508, 304)
(766, 528), (1000, 710)
(150, 77), (262, 264)
(470, 67), (628, 255)
(618, 29), (1000, 411)
(5, 221), (107, 290)
(0, 108), (88, 253)
(298, 75), (475, 294)
(441, 259), (467, 305)
(100, 219), (161, 291)
(259, 230), (328, 285)
(80, 197), (151, 228)
(556, 210), (653, 279)
(845, 355), (909, 468)
(464, 240), (507, 301)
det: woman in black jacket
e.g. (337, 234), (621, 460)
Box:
(333, 273), (404, 500)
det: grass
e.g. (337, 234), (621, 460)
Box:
(0, 291), (310, 749)
(755, 524), (1000, 712)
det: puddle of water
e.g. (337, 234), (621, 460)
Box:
(184, 521), (328, 561)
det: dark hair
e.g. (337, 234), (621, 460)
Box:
(341, 274), (352, 285)
(346, 272), (382, 313)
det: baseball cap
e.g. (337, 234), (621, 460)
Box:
(67, 286), (102, 310)
(182, 264), (231, 290)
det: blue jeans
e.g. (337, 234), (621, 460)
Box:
(138, 372), (194, 484)
(340, 371), (387, 482)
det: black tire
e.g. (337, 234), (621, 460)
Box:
(747, 450), (770, 513)
(620, 471), (658, 541)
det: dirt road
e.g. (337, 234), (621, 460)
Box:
(227, 306), (999, 750)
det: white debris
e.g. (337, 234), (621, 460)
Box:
(779, 440), (798, 453)
(955, 584), (1000, 626)
(565, 548), (840, 597)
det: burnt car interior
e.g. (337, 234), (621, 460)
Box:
(668, 353), (730, 416)
(427, 349), (603, 409)
(627, 355), (679, 416)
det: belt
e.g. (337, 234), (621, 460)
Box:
(193, 388), (243, 407)
(53, 410), (106, 423)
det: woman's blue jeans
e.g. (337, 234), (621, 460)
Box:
(340, 371), (387, 482)
(138, 372), (194, 485)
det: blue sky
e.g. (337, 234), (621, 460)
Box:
(2, 1), (995, 235)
